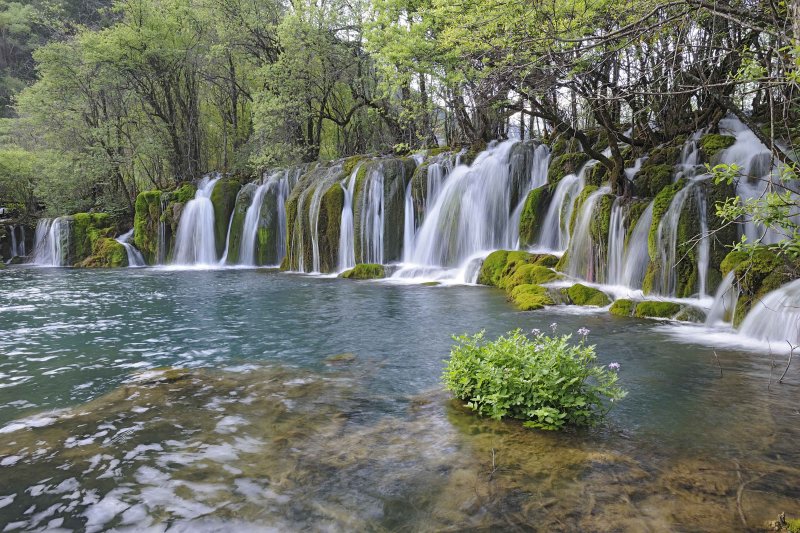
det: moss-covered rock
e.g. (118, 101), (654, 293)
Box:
(518, 186), (549, 247)
(700, 134), (735, 162)
(77, 237), (128, 268)
(648, 179), (686, 262)
(564, 284), (611, 307)
(634, 301), (682, 319)
(172, 183), (197, 204)
(634, 163), (674, 198)
(548, 152), (589, 185)
(674, 306), (706, 323)
(585, 162), (608, 187)
(498, 263), (560, 290)
(133, 190), (162, 265)
(509, 284), (554, 311)
(721, 247), (798, 326)
(340, 263), (386, 279)
(210, 178), (242, 258)
(609, 299), (635, 317)
(477, 250), (559, 287)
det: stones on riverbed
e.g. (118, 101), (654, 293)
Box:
(325, 353), (356, 364)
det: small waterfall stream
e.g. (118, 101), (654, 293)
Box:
(309, 165), (344, 273)
(606, 197), (626, 285)
(359, 164), (386, 265)
(115, 230), (146, 267)
(565, 186), (611, 282)
(536, 162), (596, 253)
(738, 278), (800, 345)
(705, 272), (738, 326)
(32, 218), (66, 267)
(172, 175), (221, 266)
(338, 166), (360, 272)
(619, 202), (653, 289)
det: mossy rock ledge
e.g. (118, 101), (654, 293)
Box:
(340, 263), (386, 280)
(563, 284), (611, 307)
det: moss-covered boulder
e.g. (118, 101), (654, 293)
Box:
(721, 247), (798, 326)
(585, 163), (608, 187)
(66, 213), (119, 266)
(509, 284), (554, 311)
(210, 178), (242, 258)
(700, 134), (736, 162)
(564, 284), (611, 307)
(498, 263), (560, 290)
(634, 163), (674, 198)
(77, 237), (128, 268)
(134, 190), (162, 265)
(609, 299), (635, 317)
(518, 186), (550, 247)
(340, 263), (386, 279)
(548, 152), (589, 185)
(477, 250), (559, 287)
(634, 301), (682, 319)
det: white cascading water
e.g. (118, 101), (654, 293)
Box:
(738, 278), (800, 345)
(338, 166), (360, 272)
(115, 229), (146, 267)
(172, 175), (221, 266)
(32, 218), (65, 267)
(402, 179), (415, 263)
(605, 197), (626, 285)
(392, 140), (545, 281)
(619, 201), (654, 289)
(536, 160), (599, 253)
(565, 186), (611, 281)
(359, 163), (385, 265)
(235, 172), (285, 267)
(309, 165), (343, 273)
(157, 195), (168, 264)
(705, 271), (738, 326)
(8, 225), (25, 258)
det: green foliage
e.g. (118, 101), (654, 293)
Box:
(77, 237), (128, 268)
(340, 263), (386, 279)
(442, 329), (626, 430)
(134, 190), (162, 265)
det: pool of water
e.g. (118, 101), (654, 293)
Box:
(0, 267), (798, 531)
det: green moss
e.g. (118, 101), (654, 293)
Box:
(343, 155), (366, 176)
(548, 152), (590, 185)
(648, 179), (686, 261)
(634, 301), (682, 319)
(700, 134), (735, 161)
(477, 250), (511, 286)
(172, 183), (197, 204)
(518, 186), (549, 247)
(498, 263), (560, 290)
(133, 190), (162, 265)
(634, 163), (674, 198)
(787, 518), (800, 533)
(721, 247), (796, 325)
(674, 306), (706, 323)
(568, 185), (598, 234)
(77, 237), (128, 268)
(585, 163), (608, 187)
(68, 213), (116, 265)
(609, 299), (634, 317)
(509, 284), (554, 311)
(565, 283), (611, 307)
(210, 178), (242, 258)
(534, 254), (559, 268)
(340, 263), (386, 279)
(318, 182), (345, 272)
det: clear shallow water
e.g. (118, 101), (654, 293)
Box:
(0, 267), (799, 531)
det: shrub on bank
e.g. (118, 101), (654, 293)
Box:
(443, 328), (625, 430)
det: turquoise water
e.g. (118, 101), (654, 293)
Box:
(0, 268), (798, 530)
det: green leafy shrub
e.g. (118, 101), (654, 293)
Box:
(443, 329), (626, 430)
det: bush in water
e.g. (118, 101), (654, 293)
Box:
(442, 328), (625, 430)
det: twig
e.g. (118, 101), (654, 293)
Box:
(712, 351), (723, 377)
(778, 342), (796, 383)
(488, 448), (498, 481)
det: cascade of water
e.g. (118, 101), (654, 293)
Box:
(738, 278), (800, 345)
(359, 164), (385, 265)
(172, 175), (221, 266)
(157, 195), (168, 264)
(338, 166), (360, 271)
(9, 225), (19, 258)
(272, 169), (296, 266)
(33, 218), (65, 266)
(426, 162), (447, 208)
(619, 201), (654, 289)
(115, 229), (146, 267)
(309, 165), (344, 273)
(509, 145), (551, 248)
(238, 184), (268, 266)
(606, 198), (626, 284)
(402, 179), (415, 263)
(695, 188), (710, 297)
(705, 272), (738, 326)
(19, 225), (26, 257)
(653, 184), (693, 296)
(536, 161), (596, 252)
(565, 186), (611, 281)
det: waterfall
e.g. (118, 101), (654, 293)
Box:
(402, 179), (415, 263)
(338, 166), (360, 271)
(696, 189), (710, 297)
(309, 165), (343, 273)
(157, 195), (168, 264)
(172, 175), (221, 266)
(8, 225), (25, 258)
(426, 161), (447, 208)
(619, 201), (654, 289)
(536, 161), (597, 252)
(738, 278), (800, 345)
(236, 182), (270, 266)
(33, 218), (66, 267)
(705, 272), (738, 326)
(115, 229), (146, 267)
(359, 163), (385, 265)
(606, 198), (626, 285)
(653, 185), (692, 296)
(565, 186), (611, 281)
